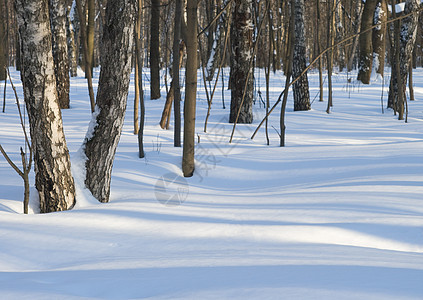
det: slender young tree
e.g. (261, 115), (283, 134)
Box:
(134, 0), (142, 135)
(150, 0), (161, 99)
(86, 0), (95, 77)
(49, 0), (70, 109)
(0, 0), (6, 81)
(229, 0), (254, 124)
(326, 0), (335, 113)
(292, 0), (310, 111)
(15, 0), (76, 213)
(83, 0), (135, 203)
(66, 0), (78, 77)
(173, 0), (182, 147)
(182, 0), (197, 177)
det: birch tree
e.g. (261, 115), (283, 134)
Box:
(15, 0), (76, 213)
(372, 0), (388, 76)
(292, 0), (310, 111)
(388, 0), (420, 119)
(229, 0), (254, 124)
(49, 0), (70, 109)
(83, 0), (135, 203)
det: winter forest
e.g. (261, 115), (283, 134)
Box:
(1, 0), (423, 299)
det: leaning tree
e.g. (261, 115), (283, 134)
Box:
(83, 0), (136, 203)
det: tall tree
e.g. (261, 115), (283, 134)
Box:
(67, 0), (78, 77)
(83, 0), (135, 203)
(182, 0), (197, 177)
(0, 0), (6, 80)
(15, 0), (76, 213)
(326, 0), (336, 113)
(229, 0), (254, 124)
(150, 0), (161, 99)
(357, 0), (378, 84)
(86, 0), (95, 78)
(172, 0), (182, 147)
(388, 0), (420, 120)
(372, 0), (388, 76)
(49, 0), (70, 109)
(292, 0), (310, 111)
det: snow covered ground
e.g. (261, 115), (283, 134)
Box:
(1, 67), (423, 299)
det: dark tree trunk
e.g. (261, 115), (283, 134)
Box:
(182, 0), (198, 177)
(292, 0), (310, 111)
(0, 0), (6, 81)
(83, 0), (135, 203)
(15, 0), (76, 213)
(229, 0), (254, 124)
(357, 0), (378, 84)
(49, 0), (70, 109)
(173, 0), (182, 147)
(150, 0), (161, 99)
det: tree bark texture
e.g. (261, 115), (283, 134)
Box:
(67, 1), (78, 77)
(335, 0), (345, 71)
(86, 0), (95, 78)
(229, 0), (254, 124)
(388, 0), (419, 117)
(182, 0), (197, 177)
(357, 0), (378, 84)
(15, 0), (76, 213)
(292, 0), (310, 111)
(49, 0), (70, 109)
(372, 0), (388, 76)
(150, 0), (161, 99)
(83, 0), (135, 203)
(173, 0), (182, 147)
(0, 1), (6, 80)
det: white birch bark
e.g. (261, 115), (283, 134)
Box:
(15, 0), (76, 213)
(83, 0), (135, 203)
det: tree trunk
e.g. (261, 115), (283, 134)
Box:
(326, 0), (335, 114)
(49, 0), (70, 109)
(347, 1), (363, 72)
(388, 0), (419, 119)
(292, 0), (310, 111)
(173, 0), (182, 147)
(83, 0), (135, 203)
(182, 0), (197, 177)
(335, 0), (345, 71)
(0, 1), (6, 81)
(409, 63), (414, 101)
(150, 0), (161, 99)
(357, 0), (378, 84)
(15, 0), (76, 213)
(67, 1), (78, 77)
(229, 0), (254, 124)
(134, 0), (142, 135)
(372, 0), (388, 77)
(86, 0), (95, 78)
(316, 0), (323, 102)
